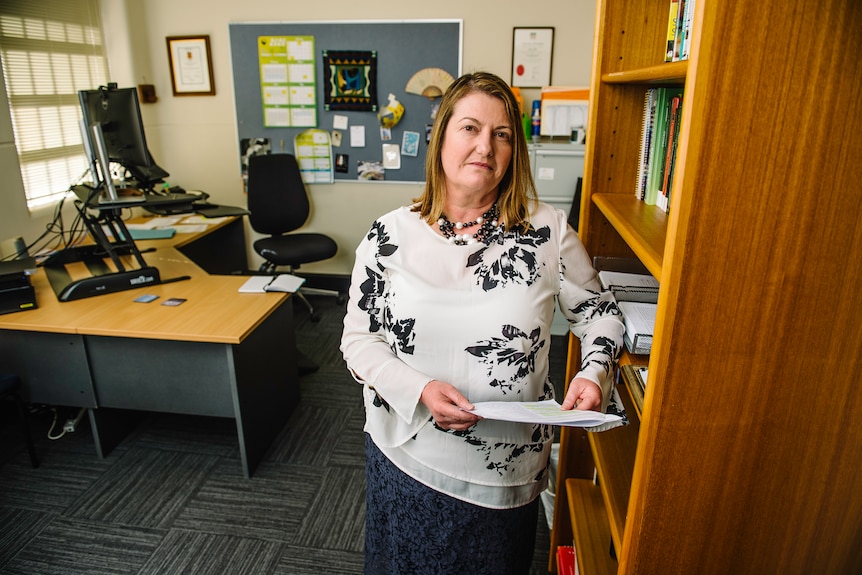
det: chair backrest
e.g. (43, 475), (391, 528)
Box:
(247, 154), (311, 235)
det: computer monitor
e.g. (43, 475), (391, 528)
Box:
(78, 84), (169, 189)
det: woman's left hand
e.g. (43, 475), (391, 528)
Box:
(560, 377), (603, 411)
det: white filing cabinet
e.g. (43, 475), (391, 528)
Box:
(528, 142), (586, 336)
(529, 142), (585, 224)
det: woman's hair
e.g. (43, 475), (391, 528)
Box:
(413, 71), (536, 230)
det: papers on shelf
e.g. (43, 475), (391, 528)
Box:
(619, 301), (656, 355)
(239, 274), (305, 293)
(599, 270), (660, 303)
(466, 399), (622, 428)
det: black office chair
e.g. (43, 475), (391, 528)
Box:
(0, 373), (39, 468)
(247, 153), (339, 321)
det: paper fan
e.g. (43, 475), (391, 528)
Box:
(405, 67), (455, 99)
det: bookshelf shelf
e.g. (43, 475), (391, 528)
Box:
(592, 194), (666, 278)
(550, 0), (862, 573)
(618, 359), (648, 418)
(602, 61), (687, 85)
(587, 385), (639, 555)
(566, 479), (617, 575)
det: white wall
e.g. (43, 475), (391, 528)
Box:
(1, 0), (596, 275)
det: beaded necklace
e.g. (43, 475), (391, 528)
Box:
(437, 202), (501, 245)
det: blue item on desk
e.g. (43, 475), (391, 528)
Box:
(129, 228), (176, 240)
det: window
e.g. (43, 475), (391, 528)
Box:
(0, 0), (108, 209)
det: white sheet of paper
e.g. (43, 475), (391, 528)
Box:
(466, 399), (621, 428)
(350, 125), (366, 147)
(171, 224), (209, 234)
(181, 215), (229, 225)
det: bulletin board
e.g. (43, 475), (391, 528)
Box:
(228, 20), (462, 183)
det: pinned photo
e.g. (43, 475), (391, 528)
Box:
(402, 131), (421, 157)
(357, 160), (384, 180)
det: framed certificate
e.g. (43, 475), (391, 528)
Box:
(166, 35), (215, 96)
(511, 27), (554, 88)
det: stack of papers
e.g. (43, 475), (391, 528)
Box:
(599, 270), (660, 303)
(466, 400), (621, 428)
(619, 301), (657, 355)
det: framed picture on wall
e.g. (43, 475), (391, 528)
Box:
(511, 27), (554, 88)
(322, 50), (378, 111)
(166, 35), (215, 96)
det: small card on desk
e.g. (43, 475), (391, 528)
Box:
(134, 294), (159, 303)
(239, 274), (305, 294)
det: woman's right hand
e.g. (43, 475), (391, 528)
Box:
(420, 380), (481, 431)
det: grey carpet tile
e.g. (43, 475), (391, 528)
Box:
(173, 459), (321, 542)
(0, 508), (53, 569)
(265, 404), (350, 467)
(137, 529), (282, 575)
(274, 546), (363, 575)
(296, 335), (348, 368)
(296, 366), (363, 410)
(326, 409), (366, 469)
(129, 413), (241, 459)
(66, 447), (221, 529)
(0, 516), (164, 575)
(293, 466), (365, 552)
(0, 450), (113, 513)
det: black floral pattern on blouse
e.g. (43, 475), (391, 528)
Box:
(384, 308), (416, 355)
(368, 220), (398, 269)
(467, 225), (551, 291)
(359, 221), (417, 357)
(358, 267), (386, 334)
(466, 324), (545, 396)
(357, 221), (398, 335)
(429, 421), (551, 478)
(569, 294), (622, 380)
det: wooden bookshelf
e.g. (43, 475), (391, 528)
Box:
(587, 384), (639, 554)
(566, 479), (617, 575)
(591, 194), (666, 277)
(550, 0), (862, 573)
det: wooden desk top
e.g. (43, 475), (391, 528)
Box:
(131, 213), (239, 252)
(0, 217), (289, 345)
(75, 248), (287, 344)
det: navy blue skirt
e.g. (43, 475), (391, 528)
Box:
(364, 434), (539, 575)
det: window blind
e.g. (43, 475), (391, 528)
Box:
(0, 0), (108, 208)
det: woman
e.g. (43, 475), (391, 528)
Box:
(341, 72), (624, 574)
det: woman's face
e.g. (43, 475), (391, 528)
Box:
(440, 91), (513, 199)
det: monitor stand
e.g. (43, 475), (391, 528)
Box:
(42, 203), (162, 301)
(43, 247), (161, 302)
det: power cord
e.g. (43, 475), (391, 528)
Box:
(45, 406), (86, 440)
(46, 407), (67, 440)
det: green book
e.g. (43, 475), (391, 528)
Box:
(644, 87), (670, 206)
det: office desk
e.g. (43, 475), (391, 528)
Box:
(0, 217), (298, 477)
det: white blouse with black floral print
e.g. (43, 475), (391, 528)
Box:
(341, 201), (624, 509)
